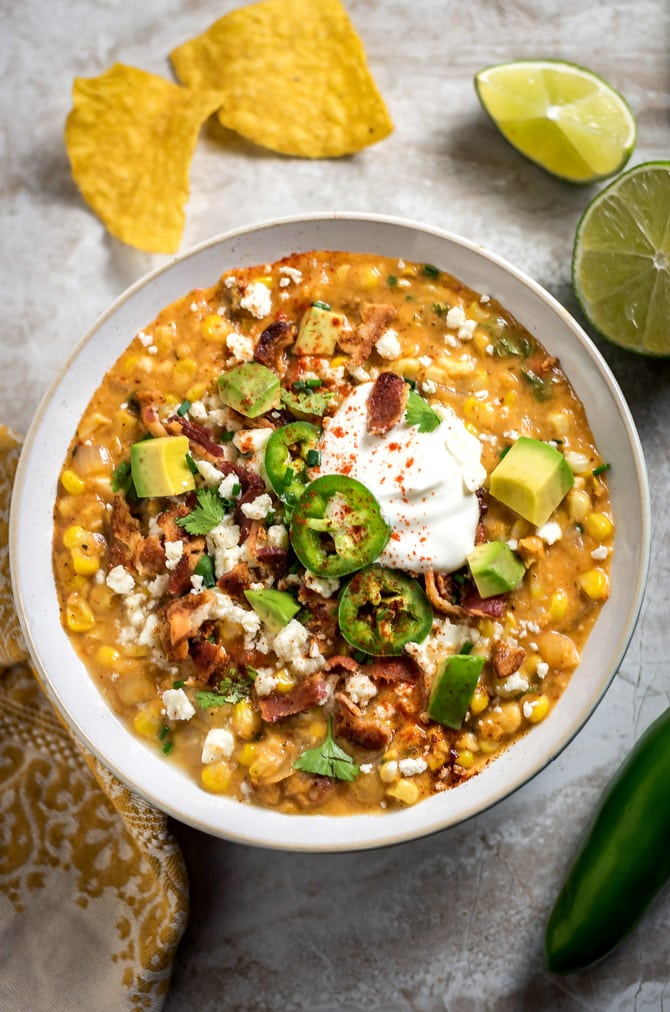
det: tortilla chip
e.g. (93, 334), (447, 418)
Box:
(65, 64), (224, 253)
(170, 0), (393, 158)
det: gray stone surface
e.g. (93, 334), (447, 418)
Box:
(3, 1), (670, 1008)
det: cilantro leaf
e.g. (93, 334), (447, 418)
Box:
(521, 368), (553, 402)
(111, 459), (136, 497)
(194, 553), (216, 588)
(404, 389), (441, 433)
(196, 675), (252, 709)
(294, 717), (359, 782)
(175, 488), (227, 535)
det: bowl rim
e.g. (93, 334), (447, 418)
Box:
(9, 211), (651, 851)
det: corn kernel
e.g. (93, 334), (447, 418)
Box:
(133, 703), (163, 740)
(524, 694), (550, 724)
(502, 390), (517, 408)
(463, 396), (479, 421)
(578, 568), (610, 601)
(237, 743), (258, 767)
(331, 355), (348, 368)
(274, 669), (296, 693)
(470, 687), (489, 715)
(186, 383), (207, 403)
(379, 760), (399, 784)
(567, 488), (591, 522)
(256, 275), (273, 288)
(202, 314), (231, 341)
(173, 358), (197, 382)
(547, 410), (571, 439)
(71, 546), (100, 575)
(125, 644), (150, 658)
(585, 512), (614, 541)
(61, 469), (85, 495)
(351, 264), (381, 289)
(201, 761), (232, 793)
(550, 590), (569, 621)
(68, 575), (87, 593)
(232, 700), (262, 740)
(386, 779), (419, 805)
(564, 450), (591, 475)
(465, 422), (479, 437)
(478, 739), (499, 755)
(96, 645), (120, 666)
(65, 593), (95, 633)
(478, 618), (494, 639)
(473, 331), (491, 356)
(123, 354), (138, 372)
(457, 749), (475, 769)
(63, 524), (86, 549)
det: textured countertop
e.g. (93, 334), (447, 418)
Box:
(3, 1), (670, 1008)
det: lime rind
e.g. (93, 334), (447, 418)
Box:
(474, 59), (636, 184)
(572, 161), (670, 357)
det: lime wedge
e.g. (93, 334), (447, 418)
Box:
(572, 162), (670, 356)
(475, 60), (636, 184)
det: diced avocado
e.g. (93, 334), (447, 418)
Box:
(244, 588), (301, 634)
(130, 435), (195, 498)
(427, 653), (485, 729)
(294, 304), (349, 356)
(218, 362), (280, 418)
(467, 541), (525, 599)
(489, 436), (574, 526)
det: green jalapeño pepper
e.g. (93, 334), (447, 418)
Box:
(338, 564), (433, 656)
(289, 475), (390, 578)
(264, 422), (320, 508)
(545, 706), (670, 973)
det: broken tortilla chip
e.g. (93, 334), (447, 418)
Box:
(169, 0), (393, 158)
(65, 64), (224, 253)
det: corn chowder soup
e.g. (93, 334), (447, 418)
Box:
(53, 252), (613, 814)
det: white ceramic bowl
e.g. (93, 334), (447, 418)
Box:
(10, 214), (650, 851)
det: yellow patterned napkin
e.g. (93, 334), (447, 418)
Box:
(0, 427), (189, 1011)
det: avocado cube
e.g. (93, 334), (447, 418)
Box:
(294, 305), (349, 356)
(489, 436), (574, 526)
(467, 541), (525, 599)
(427, 654), (485, 729)
(244, 588), (301, 634)
(130, 435), (195, 498)
(218, 362), (280, 418)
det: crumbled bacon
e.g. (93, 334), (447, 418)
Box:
(257, 673), (328, 723)
(166, 415), (227, 461)
(364, 656), (421, 682)
(108, 495), (142, 569)
(460, 591), (505, 619)
(334, 692), (391, 751)
(134, 535), (166, 578)
(189, 637), (228, 680)
(424, 571), (464, 618)
(135, 390), (168, 437)
(253, 317), (295, 374)
(336, 303), (397, 363)
(217, 561), (252, 597)
(325, 655), (360, 675)
(492, 641), (526, 678)
(161, 591), (214, 661)
(366, 371), (408, 436)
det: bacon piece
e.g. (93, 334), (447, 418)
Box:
(257, 673), (328, 723)
(161, 590), (214, 660)
(168, 553), (199, 596)
(366, 371), (408, 436)
(217, 561), (252, 597)
(254, 545), (289, 573)
(325, 655), (360, 675)
(364, 656), (421, 682)
(189, 637), (228, 680)
(492, 641), (526, 678)
(134, 535), (166, 577)
(337, 303), (397, 363)
(135, 390), (168, 437)
(108, 495), (142, 568)
(253, 318), (295, 374)
(424, 571), (464, 618)
(167, 415), (227, 460)
(460, 591), (505, 619)
(334, 693), (391, 751)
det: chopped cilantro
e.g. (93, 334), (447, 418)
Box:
(172, 680), (185, 690)
(592, 462), (610, 476)
(196, 675), (252, 709)
(111, 459), (136, 497)
(494, 333), (534, 358)
(422, 264), (440, 279)
(432, 303), (450, 316)
(521, 368), (553, 402)
(265, 511), (276, 527)
(293, 378), (323, 391)
(405, 389), (441, 433)
(294, 716), (359, 781)
(185, 452), (199, 475)
(312, 300), (332, 311)
(175, 488), (227, 535)
(158, 724), (170, 741)
(306, 449), (321, 467)
(194, 553), (216, 588)
(177, 399), (191, 416)
(387, 274), (398, 287)
(162, 740), (174, 755)
(459, 641), (474, 655)
(220, 430), (235, 442)
(499, 444), (512, 460)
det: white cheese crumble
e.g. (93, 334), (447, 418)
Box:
(501, 672), (530, 694)
(344, 673), (377, 708)
(164, 540), (184, 571)
(536, 521), (562, 545)
(254, 668), (279, 696)
(375, 328), (401, 360)
(106, 565), (135, 595)
(162, 688), (195, 721)
(304, 571), (340, 599)
(147, 574), (170, 598)
(278, 265), (303, 284)
(197, 460), (226, 486)
(201, 728), (235, 763)
(241, 493), (274, 520)
(226, 331), (255, 362)
(240, 282), (272, 319)
(206, 517), (242, 577)
(209, 589), (261, 647)
(273, 619), (310, 662)
(218, 473), (240, 500)
(398, 757), (427, 777)
(591, 545), (610, 560)
(536, 661), (549, 679)
(446, 306), (466, 329)
(267, 524), (289, 549)
(420, 379), (437, 395)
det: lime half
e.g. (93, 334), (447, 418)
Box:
(475, 60), (636, 184)
(573, 162), (670, 356)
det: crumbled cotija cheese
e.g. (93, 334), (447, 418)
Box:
(239, 282), (272, 319)
(164, 540), (184, 571)
(106, 565), (135, 595)
(201, 728), (234, 763)
(162, 688), (195, 721)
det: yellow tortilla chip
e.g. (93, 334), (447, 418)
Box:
(170, 0), (393, 158)
(65, 64), (224, 253)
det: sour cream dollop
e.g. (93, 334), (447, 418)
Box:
(315, 382), (486, 573)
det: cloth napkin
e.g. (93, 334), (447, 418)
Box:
(0, 426), (189, 1011)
